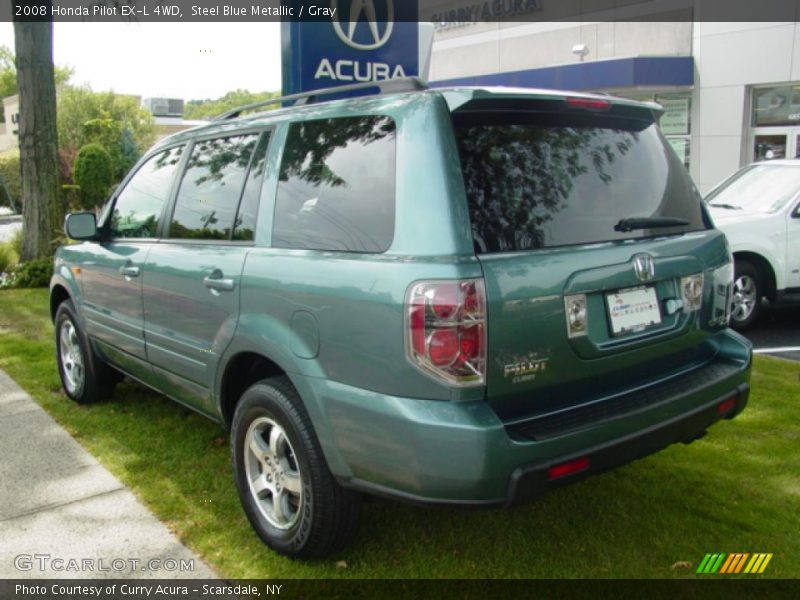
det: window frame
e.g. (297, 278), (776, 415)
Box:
(161, 126), (275, 246)
(103, 142), (188, 242)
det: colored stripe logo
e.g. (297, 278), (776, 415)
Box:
(697, 553), (773, 574)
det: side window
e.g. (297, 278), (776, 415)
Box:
(273, 116), (396, 253)
(233, 132), (271, 242)
(169, 134), (260, 240)
(109, 146), (184, 239)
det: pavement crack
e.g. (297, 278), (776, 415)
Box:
(0, 487), (126, 523)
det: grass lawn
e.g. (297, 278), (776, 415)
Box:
(0, 287), (798, 579)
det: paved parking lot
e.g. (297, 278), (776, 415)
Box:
(744, 303), (800, 362)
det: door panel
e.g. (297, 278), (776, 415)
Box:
(142, 244), (248, 412)
(788, 210), (800, 289)
(80, 242), (151, 364)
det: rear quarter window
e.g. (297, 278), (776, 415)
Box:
(273, 115), (396, 253)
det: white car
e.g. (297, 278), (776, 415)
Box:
(706, 160), (800, 329)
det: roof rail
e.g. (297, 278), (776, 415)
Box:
(214, 77), (429, 121)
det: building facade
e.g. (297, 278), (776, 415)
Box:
(430, 21), (800, 193)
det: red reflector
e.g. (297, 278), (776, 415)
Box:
(717, 396), (738, 415)
(566, 97), (611, 111)
(547, 456), (590, 481)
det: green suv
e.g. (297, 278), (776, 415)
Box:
(51, 80), (752, 558)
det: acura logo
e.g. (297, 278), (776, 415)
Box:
(632, 254), (656, 282)
(332, 0), (394, 50)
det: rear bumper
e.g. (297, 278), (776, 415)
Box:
(507, 381), (749, 507)
(292, 329), (752, 507)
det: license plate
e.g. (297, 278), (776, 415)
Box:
(605, 286), (662, 337)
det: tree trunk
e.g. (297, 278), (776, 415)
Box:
(13, 14), (58, 261)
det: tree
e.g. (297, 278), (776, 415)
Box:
(57, 86), (156, 180)
(184, 89), (280, 120)
(13, 16), (59, 260)
(73, 143), (113, 210)
(0, 44), (72, 122)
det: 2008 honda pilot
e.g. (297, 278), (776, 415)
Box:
(51, 80), (752, 558)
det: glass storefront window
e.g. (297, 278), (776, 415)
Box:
(615, 92), (692, 168)
(752, 85), (800, 127)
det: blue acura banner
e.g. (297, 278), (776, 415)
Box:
(281, 0), (420, 96)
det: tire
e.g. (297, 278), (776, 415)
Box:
(54, 300), (118, 404)
(730, 259), (762, 330)
(231, 376), (362, 559)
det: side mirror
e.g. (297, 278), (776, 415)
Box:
(64, 212), (98, 240)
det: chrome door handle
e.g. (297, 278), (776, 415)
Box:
(119, 265), (140, 278)
(203, 275), (235, 292)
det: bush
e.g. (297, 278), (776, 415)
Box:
(0, 149), (21, 210)
(0, 241), (16, 274)
(0, 256), (52, 289)
(9, 227), (23, 258)
(58, 86), (155, 181)
(73, 143), (113, 210)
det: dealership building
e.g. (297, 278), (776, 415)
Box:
(429, 19), (800, 193)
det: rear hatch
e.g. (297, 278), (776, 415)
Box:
(449, 90), (728, 422)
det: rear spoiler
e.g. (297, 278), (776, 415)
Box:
(442, 89), (663, 121)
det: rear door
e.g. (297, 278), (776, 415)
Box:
(452, 97), (724, 421)
(142, 131), (271, 415)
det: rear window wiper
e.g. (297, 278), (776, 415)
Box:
(708, 202), (742, 210)
(614, 217), (690, 232)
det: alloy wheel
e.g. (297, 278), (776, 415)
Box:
(244, 416), (303, 530)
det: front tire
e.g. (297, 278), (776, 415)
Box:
(231, 376), (361, 559)
(55, 300), (118, 404)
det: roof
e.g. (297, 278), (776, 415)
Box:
(151, 85), (661, 150)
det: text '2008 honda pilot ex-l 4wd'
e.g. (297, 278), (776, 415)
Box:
(51, 80), (752, 559)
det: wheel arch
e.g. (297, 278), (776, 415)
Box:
(733, 251), (777, 301)
(218, 351), (286, 428)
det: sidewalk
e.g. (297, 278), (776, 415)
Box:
(0, 368), (216, 579)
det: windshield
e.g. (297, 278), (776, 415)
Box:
(453, 111), (706, 253)
(705, 164), (800, 214)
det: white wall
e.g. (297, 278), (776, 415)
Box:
(430, 21), (692, 81)
(691, 22), (800, 192)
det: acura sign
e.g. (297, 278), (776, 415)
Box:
(281, 0), (421, 96)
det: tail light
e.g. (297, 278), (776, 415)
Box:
(405, 279), (487, 386)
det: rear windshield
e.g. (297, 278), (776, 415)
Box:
(453, 111), (707, 253)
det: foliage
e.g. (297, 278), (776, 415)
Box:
(9, 226), (23, 257)
(184, 89), (280, 120)
(0, 149), (21, 209)
(0, 44), (72, 123)
(0, 256), (51, 288)
(0, 240), (16, 273)
(57, 86), (156, 181)
(73, 143), (113, 209)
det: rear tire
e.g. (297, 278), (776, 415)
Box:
(231, 376), (362, 559)
(730, 260), (762, 330)
(55, 300), (118, 404)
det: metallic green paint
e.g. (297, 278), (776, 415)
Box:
(52, 87), (752, 505)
